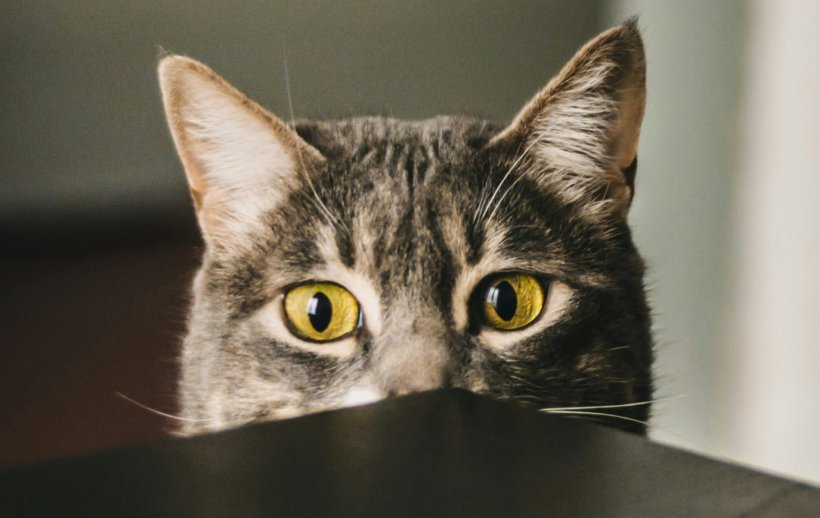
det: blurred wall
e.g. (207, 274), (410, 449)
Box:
(0, 0), (602, 237)
(610, 0), (820, 484)
(719, 0), (820, 485)
(607, 0), (746, 455)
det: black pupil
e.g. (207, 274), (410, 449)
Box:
(307, 292), (332, 332)
(489, 281), (517, 321)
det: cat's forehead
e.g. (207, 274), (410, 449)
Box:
(263, 156), (600, 291)
(292, 116), (499, 248)
(298, 116), (509, 241)
(230, 113), (624, 309)
(295, 116), (497, 160)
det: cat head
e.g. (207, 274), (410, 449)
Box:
(159, 20), (653, 434)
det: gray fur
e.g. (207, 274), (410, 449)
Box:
(166, 21), (654, 435)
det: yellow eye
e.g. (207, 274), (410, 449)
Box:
(283, 283), (362, 342)
(482, 274), (545, 330)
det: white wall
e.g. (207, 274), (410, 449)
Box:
(610, 0), (820, 484)
(718, 0), (820, 484)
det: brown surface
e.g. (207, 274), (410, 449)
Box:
(0, 238), (202, 467)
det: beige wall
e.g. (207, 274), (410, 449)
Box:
(720, 0), (820, 484)
(611, 0), (820, 484)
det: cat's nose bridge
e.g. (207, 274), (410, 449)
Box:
(371, 297), (453, 396)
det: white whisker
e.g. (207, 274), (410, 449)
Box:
(476, 139), (537, 225)
(543, 395), (709, 451)
(485, 169), (526, 225)
(542, 393), (691, 412)
(545, 409), (650, 428)
(115, 392), (212, 423)
(474, 140), (522, 225)
(281, 40), (351, 238)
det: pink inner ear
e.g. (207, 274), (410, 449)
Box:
(159, 54), (331, 249)
(159, 54), (325, 199)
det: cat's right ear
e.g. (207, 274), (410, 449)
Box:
(158, 55), (324, 249)
(488, 20), (645, 217)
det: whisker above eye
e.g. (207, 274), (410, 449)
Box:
(282, 40), (351, 239)
(476, 139), (536, 225)
(485, 157), (532, 225)
(473, 139), (523, 225)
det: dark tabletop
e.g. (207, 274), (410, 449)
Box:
(1, 390), (817, 517)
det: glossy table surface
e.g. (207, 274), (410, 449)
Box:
(1, 390), (817, 517)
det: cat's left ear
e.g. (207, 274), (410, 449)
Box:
(489, 20), (645, 215)
(158, 54), (325, 250)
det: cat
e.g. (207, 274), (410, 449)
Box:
(158, 19), (654, 436)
